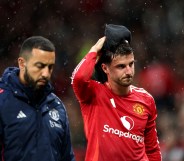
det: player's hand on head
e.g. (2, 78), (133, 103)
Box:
(89, 36), (106, 54)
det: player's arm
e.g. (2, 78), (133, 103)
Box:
(71, 37), (105, 103)
(144, 98), (162, 161)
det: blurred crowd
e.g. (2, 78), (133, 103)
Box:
(0, 0), (184, 160)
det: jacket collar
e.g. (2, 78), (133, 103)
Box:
(2, 67), (54, 104)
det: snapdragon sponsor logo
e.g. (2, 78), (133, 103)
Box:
(121, 116), (134, 130)
(103, 124), (144, 143)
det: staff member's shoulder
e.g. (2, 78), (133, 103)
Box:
(0, 81), (11, 106)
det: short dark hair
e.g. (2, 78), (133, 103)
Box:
(93, 41), (133, 83)
(19, 36), (55, 59)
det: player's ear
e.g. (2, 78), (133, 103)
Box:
(101, 63), (108, 74)
(18, 57), (26, 70)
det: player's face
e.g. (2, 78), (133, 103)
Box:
(102, 53), (135, 87)
(23, 48), (55, 90)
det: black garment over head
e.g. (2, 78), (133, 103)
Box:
(93, 24), (132, 83)
(102, 24), (132, 53)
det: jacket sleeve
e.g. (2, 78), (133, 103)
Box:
(60, 107), (76, 161)
(0, 99), (3, 161)
(144, 98), (162, 161)
(0, 123), (2, 161)
(71, 52), (97, 103)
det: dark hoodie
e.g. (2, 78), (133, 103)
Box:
(0, 67), (75, 161)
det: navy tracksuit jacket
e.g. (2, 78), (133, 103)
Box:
(0, 67), (75, 161)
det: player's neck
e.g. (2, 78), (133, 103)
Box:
(105, 82), (130, 96)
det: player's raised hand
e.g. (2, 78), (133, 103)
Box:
(89, 36), (106, 53)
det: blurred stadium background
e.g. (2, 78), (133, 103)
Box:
(0, 0), (184, 160)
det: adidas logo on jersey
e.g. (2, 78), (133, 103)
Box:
(17, 110), (27, 118)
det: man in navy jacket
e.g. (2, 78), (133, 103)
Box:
(0, 36), (75, 161)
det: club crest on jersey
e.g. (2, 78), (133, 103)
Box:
(133, 103), (144, 115)
(49, 109), (59, 121)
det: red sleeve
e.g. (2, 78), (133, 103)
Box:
(144, 98), (162, 161)
(71, 52), (97, 103)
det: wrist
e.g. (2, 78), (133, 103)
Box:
(89, 46), (98, 53)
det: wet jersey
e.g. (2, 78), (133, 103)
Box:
(71, 52), (162, 161)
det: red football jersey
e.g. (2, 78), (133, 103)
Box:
(72, 52), (162, 161)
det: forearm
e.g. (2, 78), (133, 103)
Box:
(71, 51), (97, 84)
(71, 37), (105, 102)
(71, 52), (97, 103)
(145, 125), (162, 161)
